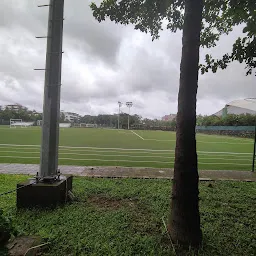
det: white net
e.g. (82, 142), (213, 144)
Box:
(10, 119), (22, 128)
(59, 123), (71, 128)
(37, 120), (43, 126)
(80, 123), (97, 128)
(10, 119), (33, 128)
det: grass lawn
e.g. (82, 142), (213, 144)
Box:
(0, 127), (254, 170)
(0, 174), (255, 255)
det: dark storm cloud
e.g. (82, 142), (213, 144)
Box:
(197, 26), (255, 106)
(0, 0), (123, 66)
(0, 0), (255, 118)
(0, 0), (126, 113)
(64, 0), (124, 66)
(113, 30), (182, 99)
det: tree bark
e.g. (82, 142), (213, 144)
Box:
(168, 0), (203, 248)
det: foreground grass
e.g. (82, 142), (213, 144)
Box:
(0, 175), (255, 255)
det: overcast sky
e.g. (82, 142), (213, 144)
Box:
(0, 0), (255, 119)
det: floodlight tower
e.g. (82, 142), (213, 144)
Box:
(39, 0), (64, 179)
(16, 0), (72, 209)
(118, 101), (122, 129)
(126, 102), (133, 130)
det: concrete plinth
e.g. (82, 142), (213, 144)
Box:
(17, 176), (73, 209)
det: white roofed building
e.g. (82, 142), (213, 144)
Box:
(62, 112), (81, 123)
(214, 98), (256, 117)
(161, 114), (177, 121)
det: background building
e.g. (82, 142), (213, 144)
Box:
(214, 98), (256, 117)
(62, 112), (81, 122)
(162, 114), (176, 121)
(5, 103), (25, 112)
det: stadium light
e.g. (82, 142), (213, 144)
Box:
(118, 101), (122, 129)
(16, 0), (72, 209)
(126, 102), (133, 130)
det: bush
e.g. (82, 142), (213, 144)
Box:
(0, 209), (14, 245)
(197, 114), (256, 126)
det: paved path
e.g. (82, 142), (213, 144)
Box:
(0, 164), (255, 181)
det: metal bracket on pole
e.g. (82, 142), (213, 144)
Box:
(38, 5), (52, 7)
(46, 84), (62, 87)
(48, 52), (64, 54)
(36, 36), (51, 39)
(34, 69), (47, 71)
(50, 19), (65, 21)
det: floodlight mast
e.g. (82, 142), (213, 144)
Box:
(126, 102), (133, 130)
(39, 0), (64, 179)
(118, 101), (122, 129)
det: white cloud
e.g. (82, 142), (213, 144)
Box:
(0, 0), (255, 119)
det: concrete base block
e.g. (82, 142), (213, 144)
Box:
(17, 175), (73, 209)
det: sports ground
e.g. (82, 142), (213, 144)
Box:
(0, 127), (254, 170)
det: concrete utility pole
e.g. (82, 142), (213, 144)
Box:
(126, 102), (133, 130)
(118, 101), (122, 129)
(16, 0), (73, 209)
(40, 0), (64, 178)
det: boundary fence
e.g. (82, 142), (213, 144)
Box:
(196, 126), (255, 138)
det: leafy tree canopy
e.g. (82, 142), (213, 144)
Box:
(90, 0), (256, 75)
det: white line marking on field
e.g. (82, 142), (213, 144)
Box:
(0, 143), (172, 151)
(198, 162), (251, 166)
(0, 150), (173, 159)
(0, 146), (173, 155)
(131, 130), (145, 140)
(0, 149), (252, 161)
(196, 140), (252, 145)
(0, 146), (41, 151)
(58, 148), (171, 154)
(144, 138), (175, 142)
(0, 143), (252, 155)
(0, 150), (252, 162)
(0, 144), (40, 147)
(0, 155), (251, 166)
(198, 151), (251, 155)
(144, 138), (252, 144)
(128, 135), (252, 145)
(0, 150), (40, 154)
(0, 155), (170, 164)
(0, 147), (174, 155)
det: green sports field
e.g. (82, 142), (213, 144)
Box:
(0, 127), (254, 170)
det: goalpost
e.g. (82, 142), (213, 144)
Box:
(80, 123), (98, 128)
(10, 119), (33, 128)
(10, 119), (22, 128)
(37, 120), (43, 126)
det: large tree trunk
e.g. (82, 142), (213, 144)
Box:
(168, 0), (203, 248)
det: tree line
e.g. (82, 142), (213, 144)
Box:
(197, 114), (256, 126)
(0, 106), (42, 124)
(1, 104), (255, 128)
(80, 113), (142, 128)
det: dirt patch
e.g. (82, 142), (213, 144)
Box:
(87, 196), (138, 210)
(87, 195), (160, 235)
